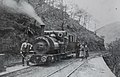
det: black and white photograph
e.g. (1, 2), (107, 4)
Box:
(0, 0), (119, 77)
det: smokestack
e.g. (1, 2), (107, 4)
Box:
(40, 25), (45, 36)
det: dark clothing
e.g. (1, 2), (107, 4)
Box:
(20, 51), (27, 66)
(20, 42), (32, 66)
(76, 43), (80, 58)
(84, 46), (89, 59)
(76, 51), (80, 58)
(85, 50), (89, 59)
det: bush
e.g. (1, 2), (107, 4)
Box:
(106, 39), (120, 77)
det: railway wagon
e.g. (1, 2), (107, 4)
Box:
(26, 25), (77, 65)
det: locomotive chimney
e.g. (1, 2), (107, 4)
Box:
(40, 25), (45, 36)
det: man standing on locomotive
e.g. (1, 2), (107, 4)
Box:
(20, 39), (33, 66)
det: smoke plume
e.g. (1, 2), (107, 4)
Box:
(0, 0), (45, 25)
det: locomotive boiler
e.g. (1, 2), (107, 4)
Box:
(26, 25), (77, 65)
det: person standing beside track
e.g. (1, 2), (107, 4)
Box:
(20, 39), (32, 66)
(76, 41), (81, 58)
(84, 44), (89, 59)
(79, 43), (85, 59)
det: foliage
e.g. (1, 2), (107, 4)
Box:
(0, 0), (105, 54)
(105, 39), (120, 77)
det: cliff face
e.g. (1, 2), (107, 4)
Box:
(0, 0), (105, 53)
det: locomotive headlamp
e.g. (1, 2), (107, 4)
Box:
(41, 56), (47, 62)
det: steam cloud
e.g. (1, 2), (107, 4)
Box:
(0, 0), (45, 25)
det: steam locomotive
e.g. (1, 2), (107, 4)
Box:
(26, 25), (77, 65)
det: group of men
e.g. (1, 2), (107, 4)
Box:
(76, 42), (89, 59)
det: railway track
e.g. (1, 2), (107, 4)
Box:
(45, 58), (83, 77)
(45, 54), (100, 77)
(1, 53), (100, 77)
(44, 58), (86, 77)
(66, 61), (85, 77)
(1, 57), (81, 77)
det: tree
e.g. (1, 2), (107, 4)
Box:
(106, 39), (120, 77)
(67, 4), (92, 29)
(44, 0), (68, 30)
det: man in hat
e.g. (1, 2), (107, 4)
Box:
(20, 39), (32, 66)
(76, 41), (81, 58)
(84, 44), (89, 59)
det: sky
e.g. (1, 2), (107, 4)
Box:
(64, 0), (120, 31)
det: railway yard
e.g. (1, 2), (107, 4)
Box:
(0, 52), (115, 77)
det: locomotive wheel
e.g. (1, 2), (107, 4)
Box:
(61, 54), (67, 59)
(47, 56), (55, 63)
(51, 56), (55, 63)
(58, 56), (61, 61)
(54, 55), (61, 61)
(53, 56), (57, 62)
(50, 56), (59, 62)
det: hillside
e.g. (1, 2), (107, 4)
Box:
(96, 21), (120, 44)
(0, 0), (105, 54)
